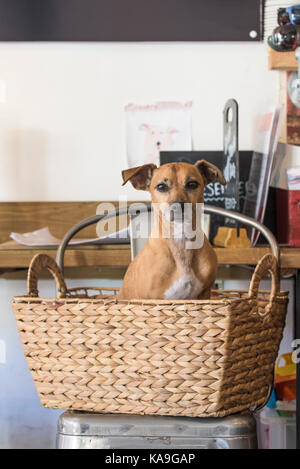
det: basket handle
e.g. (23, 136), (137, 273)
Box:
(27, 254), (67, 298)
(248, 253), (280, 315)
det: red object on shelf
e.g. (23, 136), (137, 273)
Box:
(276, 188), (300, 246)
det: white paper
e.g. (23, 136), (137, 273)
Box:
(254, 106), (283, 222)
(125, 101), (192, 167)
(10, 226), (130, 247)
(243, 106), (283, 245)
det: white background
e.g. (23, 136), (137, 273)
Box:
(0, 42), (278, 202)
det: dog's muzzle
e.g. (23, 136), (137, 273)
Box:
(163, 202), (191, 223)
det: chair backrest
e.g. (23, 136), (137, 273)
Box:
(56, 204), (279, 272)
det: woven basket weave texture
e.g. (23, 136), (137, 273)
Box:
(12, 253), (288, 418)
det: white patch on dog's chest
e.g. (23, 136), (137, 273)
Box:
(164, 273), (202, 300)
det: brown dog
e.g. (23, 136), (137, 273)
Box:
(118, 160), (226, 300)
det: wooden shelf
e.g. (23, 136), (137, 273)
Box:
(268, 48), (298, 70)
(1, 240), (300, 270)
(1, 202), (300, 272)
(0, 241), (131, 269)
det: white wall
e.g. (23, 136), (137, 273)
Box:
(0, 42), (278, 202)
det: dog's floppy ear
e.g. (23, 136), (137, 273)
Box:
(195, 160), (226, 186)
(122, 164), (157, 190)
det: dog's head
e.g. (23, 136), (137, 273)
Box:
(122, 161), (226, 224)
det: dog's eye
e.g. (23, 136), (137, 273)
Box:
(186, 180), (199, 190)
(156, 183), (169, 192)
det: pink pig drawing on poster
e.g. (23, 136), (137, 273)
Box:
(139, 124), (179, 165)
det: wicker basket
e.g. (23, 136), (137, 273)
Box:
(12, 252), (288, 418)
